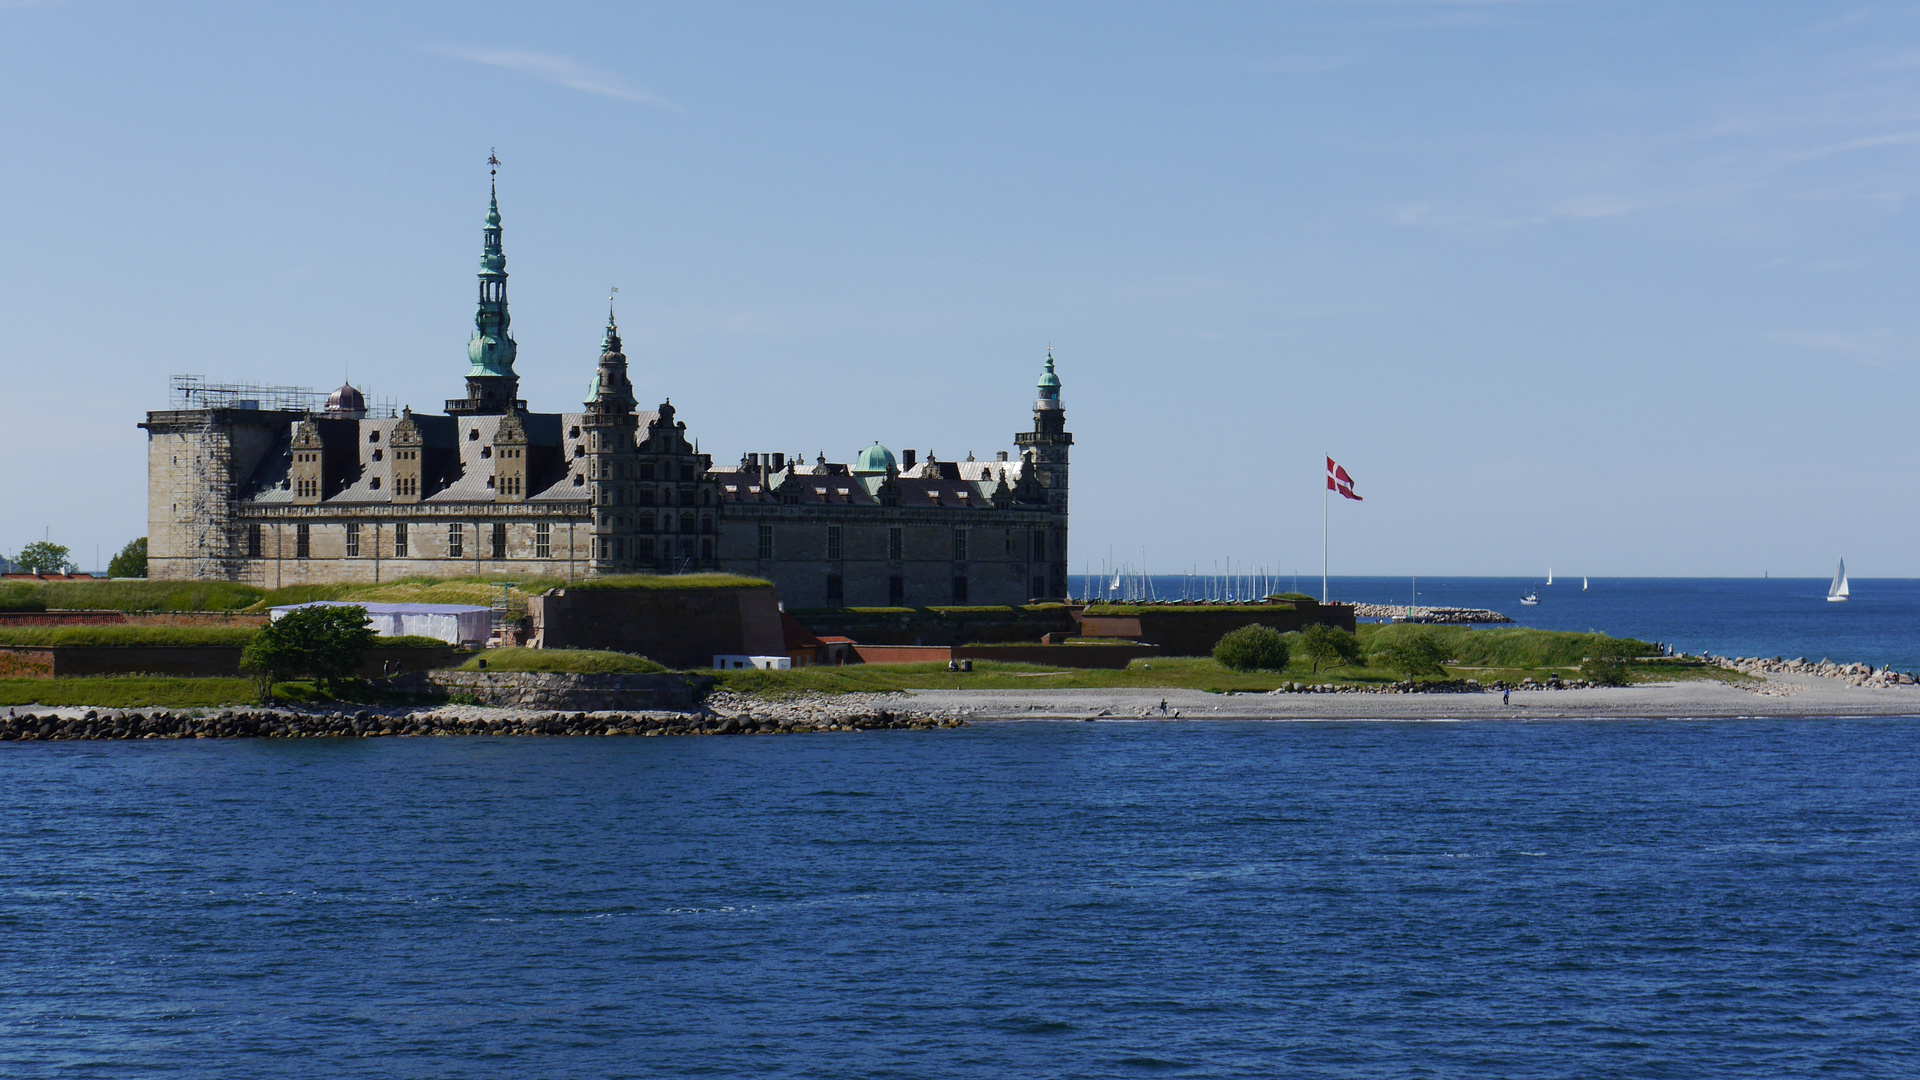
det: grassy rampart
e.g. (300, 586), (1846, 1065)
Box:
(457, 648), (666, 674)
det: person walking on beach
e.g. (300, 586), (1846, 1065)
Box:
(1502, 686), (1510, 706)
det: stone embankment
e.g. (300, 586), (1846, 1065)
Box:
(0, 699), (966, 741)
(1713, 656), (1916, 687)
(1348, 604), (1514, 624)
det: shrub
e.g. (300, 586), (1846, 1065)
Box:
(240, 605), (379, 702)
(1296, 623), (1363, 673)
(460, 648), (664, 674)
(1580, 641), (1636, 687)
(1212, 624), (1291, 672)
(1373, 629), (1452, 678)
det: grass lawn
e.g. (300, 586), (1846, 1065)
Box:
(0, 677), (259, 708)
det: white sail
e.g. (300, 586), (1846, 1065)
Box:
(1546, 568), (1553, 586)
(1828, 559), (1849, 601)
(1582, 576), (1588, 591)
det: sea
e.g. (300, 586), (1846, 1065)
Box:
(1072, 575), (1920, 672)
(5, 723), (1919, 1078)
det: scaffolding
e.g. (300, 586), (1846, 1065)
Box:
(169, 375), (399, 418)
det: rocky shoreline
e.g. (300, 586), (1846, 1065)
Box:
(1, 691), (965, 741)
(1711, 655), (1916, 687)
(1348, 604), (1514, 624)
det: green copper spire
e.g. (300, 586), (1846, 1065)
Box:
(1037, 346), (1061, 402)
(467, 164), (518, 379)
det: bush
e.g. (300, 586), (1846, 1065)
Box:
(1296, 624), (1363, 673)
(460, 648), (664, 674)
(1212, 624), (1291, 672)
(240, 605), (379, 702)
(1372, 629), (1452, 678)
(1580, 641), (1637, 686)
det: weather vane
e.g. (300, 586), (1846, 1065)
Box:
(488, 149), (500, 178)
(609, 285), (619, 321)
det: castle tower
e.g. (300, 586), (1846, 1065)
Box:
(447, 157), (524, 415)
(583, 308), (639, 570)
(1013, 348), (1071, 515)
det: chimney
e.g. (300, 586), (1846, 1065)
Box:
(772, 452), (785, 471)
(902, 449), (917, 469)
(996, 451), (1009, 462)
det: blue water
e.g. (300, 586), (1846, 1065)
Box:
(1074, 576), (1920, 671)
(6, 722), (1920, 1078)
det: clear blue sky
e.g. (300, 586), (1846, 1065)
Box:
(3, 1), (1916, 577)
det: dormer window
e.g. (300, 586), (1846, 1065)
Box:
(371, 449), (383, 462)
(481, 446), (492, 458)
(368, 431), (380, 443)
(469, 428), (480, 441)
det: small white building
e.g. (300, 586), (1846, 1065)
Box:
(713, 655), (791, 671)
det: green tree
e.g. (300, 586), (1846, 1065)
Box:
(14, 541), (76, 575)
(107, 537), (148, 579)
(1373, 629), (1452, 679)
(241, 604), (379, 702)
(1296, 623), (1363, 673)
(1213, 624), (1291, 672)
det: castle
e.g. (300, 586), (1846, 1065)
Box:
(142, 176), (1073, 608)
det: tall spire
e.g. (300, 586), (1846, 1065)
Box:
(446, 151), (525, 415)
(468, 150), (517, 380)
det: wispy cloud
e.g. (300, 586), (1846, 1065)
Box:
(425, 44), (678, 109)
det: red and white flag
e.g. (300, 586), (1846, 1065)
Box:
(1326, 457), (1362, 501)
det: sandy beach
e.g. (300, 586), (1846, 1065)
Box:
(910, 671), (1920, 721)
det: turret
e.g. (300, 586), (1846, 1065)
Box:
(583, 308), (639, 570)
(1012, 347), (1072, 599)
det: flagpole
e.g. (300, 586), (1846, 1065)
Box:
(1322, 455), (1329, 604)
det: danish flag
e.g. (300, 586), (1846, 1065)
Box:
(1327, 457), (1362, 501)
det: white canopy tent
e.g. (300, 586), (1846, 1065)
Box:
(268, 601), (493, 646)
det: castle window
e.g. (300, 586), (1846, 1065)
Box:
(826, 574), (844, 604)
(638, 537), (655, 560)
(701, 538), (712, 560)
(247, 523), (262, 558)
(481, 446), (491, 459)
(371, 449), (383, 462)
(570, 426), (580, 438)
(952, 576), (969, 604)
(469, 429), (479, 441)
(888, 527), (903, 561)
(639, 463), (654, 480)
(574, 445), (584, 458)
(597, 538), (609, 560)
(1005, 529), (1013, 555)
(888, 576), (905, 606)
(535, 521), (551, 559)
(638, 488), (654, 506)
(1033, 530), (1046, 559)
(953, 527), (968, 561)
(296, 523), (311, 559)
(573, 474), (583, 486)
(447, 524), (463, 559)
(395, 522), (408, 558)
(679, 537), (694, 559)
(617, 538), (626, 558)
(370, 477), (381, 490)
(758, 524), (775, 560)
(680, 464), (694, 482)
(368, 431), (380, 443)
(661, 512), (673, 532)
(487, 476), (495, 489)
(700, 515), (713, 534)
(345, 522), (360, 558)
(490, 523), (506, 559)
(827, 525), (842, 561)
(680, 512), (694, 535)
(1031, 576), (1047, 600)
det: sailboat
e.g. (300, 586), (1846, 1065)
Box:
(1582, 576), (1588, 592)
(1546, 568), (1553, 586)
(1827, 559), (1850, 603)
